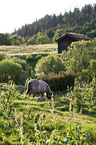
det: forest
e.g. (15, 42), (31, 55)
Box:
(0, 4), (96, 45)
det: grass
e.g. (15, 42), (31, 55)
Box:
(0, 83), (96, 144)
(0, 44), (58, 55)
(1, 81), (96, 145)
(17, 95), (96, 144)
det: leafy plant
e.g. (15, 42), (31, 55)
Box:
(1, 83), (17, 126)
(38, 70), (75, 91)
(35, 54), (66, 76)
(0, 53), (6, 61)
(0, 59), (22, 84)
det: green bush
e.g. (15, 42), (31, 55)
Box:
(11, 35), (24, 45)
(11, 57), (27, 70)
(0, 53), (6, 61)
(62, 39), (96, 73)
(0, 59), (22, 84)
(36, 33), (50, 44)
(90, 59), (96, 77)
(38, 70), (75, 91)
(79, 69), (92, 83)
(26, 35), (36, 45)
(35, 54), (66, 76)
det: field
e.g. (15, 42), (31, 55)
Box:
(0, 43), (96, 145)
(1, 83), (96, 145)
(0, 44), (57, 55)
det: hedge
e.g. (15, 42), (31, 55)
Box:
(38, 70), (76, 91)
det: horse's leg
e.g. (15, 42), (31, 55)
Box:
(37, 92), (44, 101)
(33, 91), (36, 98)
(41, 92), (44, 98)
(28, 90), (32, 96)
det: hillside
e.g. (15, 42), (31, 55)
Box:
(13, 4), (96, 39)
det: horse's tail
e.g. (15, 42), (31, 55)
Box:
(26, 81), (32, 94)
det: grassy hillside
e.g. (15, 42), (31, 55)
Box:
(0, 83), (96, 144)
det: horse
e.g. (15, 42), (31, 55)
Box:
(26, 79), (53, 99)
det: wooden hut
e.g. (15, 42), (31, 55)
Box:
(55, 33), (91, 54)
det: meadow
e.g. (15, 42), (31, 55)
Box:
(0, 42), (96, 144)
(0, 44), (57, 55)
(1, 82), (96, 145)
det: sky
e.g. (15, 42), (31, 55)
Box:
(0, 0), (96, 34)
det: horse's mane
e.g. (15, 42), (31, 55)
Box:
(46, 83), (51, 93)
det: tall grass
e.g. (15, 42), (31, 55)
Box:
(0, 83), (96, 144)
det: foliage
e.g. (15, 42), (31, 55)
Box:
(11, 35), (25, 45)
(0, 59), (22, 84)
(0, 4), (96, 45)
(0, 83), (95, 144)
(0, 33), (24, 45)
(26, 35), (36, 45)
(38, 70), (75, 91)
(87, 29), (96, 38)
(61, 39), (96, 78)
(13, 4), (96, 40)
(36, 33), (50, 44)
(11, 57), (27, 71)
(1, 83), (17, 125)
(66, 79), (96, 113)
(52, 29), (63, 43)
(35, 54), (66, 75)
(89, 59), (96, 77)
(0, 33), (12, 45)
(0, 53), (7, 61)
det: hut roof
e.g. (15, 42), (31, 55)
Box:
(56, 32), (91, 42)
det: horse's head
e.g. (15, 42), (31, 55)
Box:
(47, 91), (53, 99)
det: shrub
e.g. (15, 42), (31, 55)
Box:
(36, 34), (50, 44)
(11, 35), (24, 45)
(62, 39), (96, 73)
(0, 59), (22, 84)
(0, 53), (6, 61)
(26, 35), (36, 45)
(38, 70), (75, 91)
(90, 59), (96, 77)
(11, 57), (27, 70)
(35, 54), (66, 76)
(79, 69), (92, 83)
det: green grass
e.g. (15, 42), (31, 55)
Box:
(1, 90), (95, 144)
(20, 96), (96, 144)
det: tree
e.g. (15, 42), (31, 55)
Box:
(0, 33), (12, 45)
(26, 35), (36, 45)
(45, 28), (55, 41)
(36, 33), (50, 44)
(62, 38), (96, 73)
(52, 29), (63, 43)
(11, 35), (24, 45)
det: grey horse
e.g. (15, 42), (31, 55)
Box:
(26, 79), (53, 99)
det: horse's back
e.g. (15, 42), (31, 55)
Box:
(29, 79), (39, 91)
(37, 80), (47, 92)
(28, 79), (47, 92)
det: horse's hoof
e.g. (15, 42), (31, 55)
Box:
(37, 96), (43, 101)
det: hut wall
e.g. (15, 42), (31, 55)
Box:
(58, 37), (76, 53)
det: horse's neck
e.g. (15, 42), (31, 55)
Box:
(47, 84), (51, 93)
